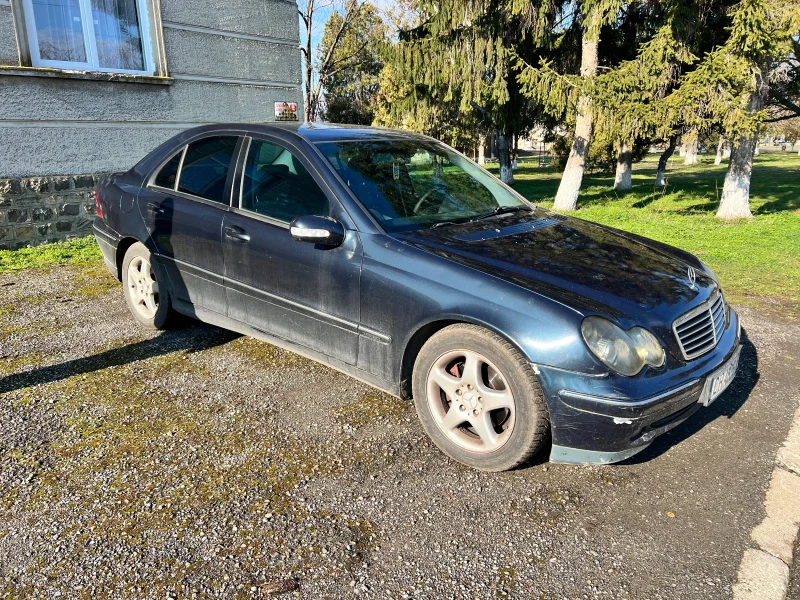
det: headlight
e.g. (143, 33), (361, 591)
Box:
(581, 317), (665, 377)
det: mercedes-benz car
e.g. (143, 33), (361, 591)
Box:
(93, 122), (741, 471)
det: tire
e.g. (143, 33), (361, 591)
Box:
(412, 324), (550, 471)
(121, 242), (176, 330)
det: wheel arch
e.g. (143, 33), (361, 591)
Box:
(398, 316), (531, 399)
(115, 236), (146, 281)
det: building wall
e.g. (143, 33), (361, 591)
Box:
(0, 0), (302, 247)
(0, 174), (99, 249)
(0, 0), (302, 178)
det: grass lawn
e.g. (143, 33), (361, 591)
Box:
(1, 151), (798, 317)
(495, 151), (800, 317)
(0, 236), (101, 273)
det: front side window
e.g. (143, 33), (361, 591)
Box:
(177, 137), (238, 204)
(240, 139), (329, 223)
(317, 139), (525, 232)
(23, 0), (151, 73)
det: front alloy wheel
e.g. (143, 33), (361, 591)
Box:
(413, 324), (550, 471)
(426, 349), (515, 453)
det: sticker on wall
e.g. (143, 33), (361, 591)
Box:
(275, 102), (299, 121)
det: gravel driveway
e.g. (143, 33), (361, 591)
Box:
(2, 261), (799, 599)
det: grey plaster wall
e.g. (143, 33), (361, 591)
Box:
(163, 28), (300, 84)
(0, 5), (18, 65)
(2, 77), (299, 126)
(0, 126), (187, 177)
(0, 0), (303, 180)
(160, 0), (299, 41)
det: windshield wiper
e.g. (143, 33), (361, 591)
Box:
(430, 220), (461, 229)
(470, 205), (531, 223)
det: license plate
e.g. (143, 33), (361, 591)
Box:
(699, 345), (741, 407)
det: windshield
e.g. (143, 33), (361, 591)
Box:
(316, 139), (527, 232)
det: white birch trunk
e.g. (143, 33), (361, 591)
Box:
(714, 137), (725, 166)
(553, 11), (599, 212)
(498, 133), (513, 184)
(684, 134), (698, 165)
(478, 134), (486, 165)
(717, 138), (755, 219)
(613, 140), (632, 191)
(717, 86), (765, 219)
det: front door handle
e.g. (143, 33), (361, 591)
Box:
(224, 226), (250, 242)
(147, 202), (164, 215)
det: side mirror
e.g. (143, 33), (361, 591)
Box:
(289, 215), (345, 247)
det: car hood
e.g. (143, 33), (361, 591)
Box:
(393, 209), (718, 329)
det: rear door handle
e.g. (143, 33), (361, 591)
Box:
(224, 226), (250, 242)
(147, 202), (164, 215)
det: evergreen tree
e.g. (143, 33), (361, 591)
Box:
(516, 0), (623, 210)
(318, 4), (387, 125)
(667, 0), (800, 218)
(382, 0), (561, 183)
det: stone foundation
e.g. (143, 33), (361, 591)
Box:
(0, 175), (99, 250)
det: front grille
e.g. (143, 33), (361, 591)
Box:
(673, 293), (726, 360)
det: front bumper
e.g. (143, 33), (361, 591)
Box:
(536, 308), (742, 465)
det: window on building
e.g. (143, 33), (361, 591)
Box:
(177, 137), (239, 204)
(22, 0), (154, 74)
(240, 139), (330, 223)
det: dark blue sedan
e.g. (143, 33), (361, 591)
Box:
(93, 123), (741, 471)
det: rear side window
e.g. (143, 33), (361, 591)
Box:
(177, 136), (238, 203)
(154, 150), (183, 189)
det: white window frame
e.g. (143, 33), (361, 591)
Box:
(21, 0), (155, 75)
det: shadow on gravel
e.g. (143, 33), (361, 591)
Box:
(0, 324), (240, 394)
(622, 328), (759, 464)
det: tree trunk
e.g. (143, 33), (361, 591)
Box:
(717, 83), (766, 219)
(684, 132), (698, 165)
(498, 133), (513, 184)
(614, 140), (632, 191)
(717, 135), (756, 219)
(478, 133), (486, 165)
(655, 136), (677, 187)
(553, 9), (599, 211)
(714, 137), (725, 165)
(302, 5), (314, 123)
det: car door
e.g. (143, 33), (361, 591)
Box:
(139, 135), (241, 316)
(222, 135), (362, 364)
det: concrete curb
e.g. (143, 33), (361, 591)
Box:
(734, 405), (800, 600)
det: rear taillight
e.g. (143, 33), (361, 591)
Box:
(92, 188), (104, 219)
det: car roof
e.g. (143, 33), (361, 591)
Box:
(187, 122), (431, 144)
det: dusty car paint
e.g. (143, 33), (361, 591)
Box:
(93, 122), (741, 465)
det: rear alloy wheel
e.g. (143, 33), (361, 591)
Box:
(127, 255), (159, 320)
(413, 324), (549, 471)
(122, 242), (175, 330)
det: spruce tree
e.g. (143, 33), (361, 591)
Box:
(667, 0), (800, 218)
(382, 0), (560, 183)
